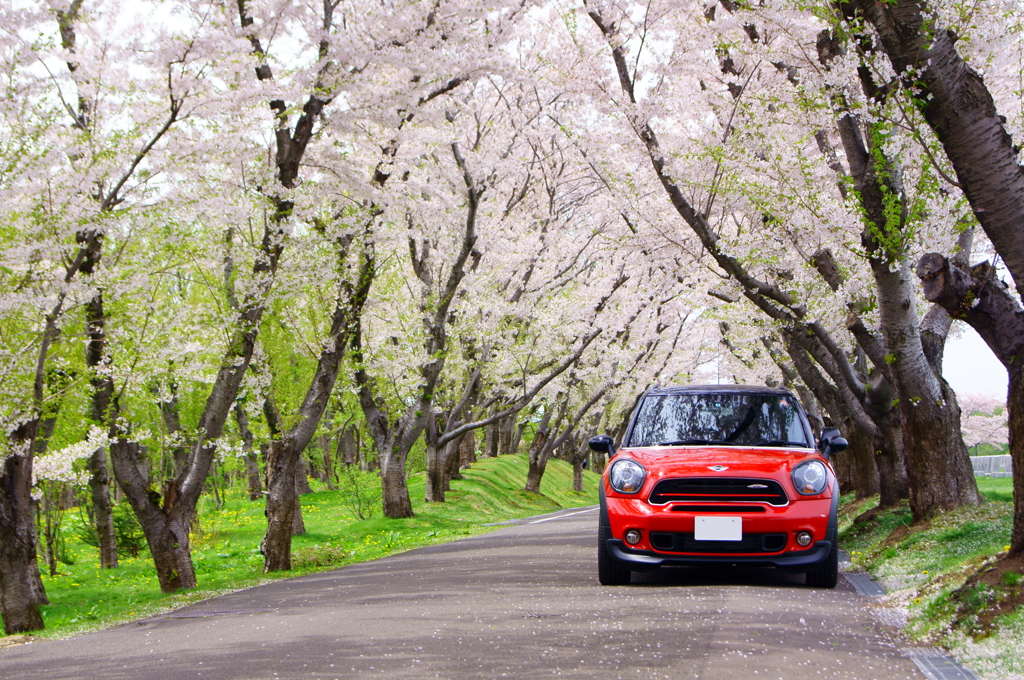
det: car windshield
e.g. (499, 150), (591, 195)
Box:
(628, 392), (812, 448)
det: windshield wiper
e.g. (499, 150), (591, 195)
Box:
(656, 439), (725, 446)
(754, 439), (808, 448)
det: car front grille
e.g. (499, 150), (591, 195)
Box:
(648, 477), (789, 506)
(650, 532), (788, 554)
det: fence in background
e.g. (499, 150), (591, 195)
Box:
(970, 455), (1012, 478)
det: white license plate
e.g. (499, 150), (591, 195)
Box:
(694, 516), (742, 541)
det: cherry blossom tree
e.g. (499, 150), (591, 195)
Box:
(0, 0), (228, 627)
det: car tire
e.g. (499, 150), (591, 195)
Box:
(805, 528), (839, 589)
(598, 523), (632, 586)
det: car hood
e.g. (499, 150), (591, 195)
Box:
(619, 445), (820, 479)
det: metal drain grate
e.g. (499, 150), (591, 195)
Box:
(845, 572), (886, 597)
(903, 649), (979, 680)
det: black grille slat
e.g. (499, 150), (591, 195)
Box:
(649, 477), (788, 506)
(650, 532), (788, 554)
(670, 505), (765, 513)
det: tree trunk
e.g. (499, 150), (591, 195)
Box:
(260, 239), (372, 569)
(244, 454), (262, 501)
(425, 438), (445, 503)
(498, 416), (514, 455)
(291, 462), (307, 536)
(572, 457), (585, 492)
(872, 260), (979, 519)
(295, 458), (312, 495)
(1010, 364), (1024, 553)
(109, 440), (197, 592)
(0, 423), (47, 634)
(512, 417), (528, 456)
(484, 413), (499, 458)
(85, 293), (118, 570)
(159, 379), (188, 477)
(234, 404), (263, 501)
(872, 417), (907, 509)
(381, 449), (415, 518)
(524, 407), (555, 494)
(86, 447), (118, 569)
(262, 440), (298, 571)
(341, 426), (358, 467)
(444, 434), (467, 487)
(459, 429), (476, 469)
(319, 430), (336, 490)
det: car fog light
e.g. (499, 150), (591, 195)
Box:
(796, 531), (813, 547)
(624, 529), (642, 545)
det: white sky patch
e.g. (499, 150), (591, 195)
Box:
(944, 322), (1007, 400)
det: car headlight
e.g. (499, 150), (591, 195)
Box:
(791, 460), (828, 495)
(608, 459), (646, 494)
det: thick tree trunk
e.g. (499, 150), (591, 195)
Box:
(260, 241), (372, 568)
(262, 440), (298, 571)
(0, 423), (47, 634)
(872, 261), (979, 519)
(109, 440), (197, 592)
(291, 462), (307, 536)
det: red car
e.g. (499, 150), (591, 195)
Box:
(589, 385), (847, 588)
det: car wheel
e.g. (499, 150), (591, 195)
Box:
(805, 528), (839, 589)
(598, 523), (632, 585)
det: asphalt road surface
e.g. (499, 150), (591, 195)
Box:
(2, 507), (928, 680)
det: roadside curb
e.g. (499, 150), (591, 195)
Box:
(481, 505), (599, 526)
(839, 551), (980, 680)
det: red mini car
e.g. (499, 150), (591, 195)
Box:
(589, 384), (847, 588)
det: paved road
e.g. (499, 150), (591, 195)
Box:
(2, 507), (926, 679)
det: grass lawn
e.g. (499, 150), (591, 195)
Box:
(14, 454), (599, 640)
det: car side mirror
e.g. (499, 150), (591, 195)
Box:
(588, 434), (617, 457)
(818, 427), (848, 459)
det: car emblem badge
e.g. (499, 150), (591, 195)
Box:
(748, 484), (768, 489)
(708, 465), (729, 471)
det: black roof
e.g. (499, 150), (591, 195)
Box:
(644, 384), (795, 397)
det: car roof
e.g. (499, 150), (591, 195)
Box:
(644, 384), (796, 397)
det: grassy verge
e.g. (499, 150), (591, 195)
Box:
(839, 477), (1021, 679)
(13, 454), (599, 641)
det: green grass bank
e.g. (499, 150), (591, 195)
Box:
(840, 477), (1021, 680)
(9, 454), (599, 641)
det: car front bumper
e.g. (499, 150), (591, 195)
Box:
(605, 538), (832, 573)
